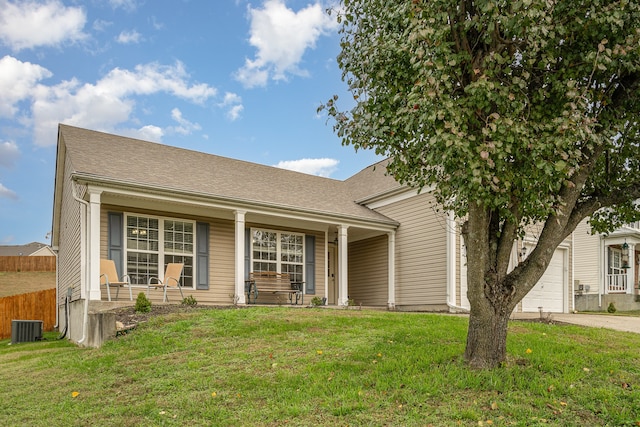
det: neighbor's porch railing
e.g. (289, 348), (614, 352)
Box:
(626, 221), (640, 230)
(607, 274), (628, 293)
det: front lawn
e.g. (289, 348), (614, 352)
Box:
(1, 307), (638, 426)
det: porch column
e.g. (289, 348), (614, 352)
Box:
(628, 243), (636, 294)
(88, 189), (102, 300)
(387, 231), (396, 310)
(337, 225), (349, 306)
(235, 210), (246, 304)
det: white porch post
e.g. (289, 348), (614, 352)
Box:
(324, 229), (329, 304)
(337, 225), (349, 306)
(235, 210), (247, 304)
(387, 231), (396, 310)
(627, 243), (636, 294)
(88, 190), (102, 300)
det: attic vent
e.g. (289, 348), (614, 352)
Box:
(11, 320), (43, 344)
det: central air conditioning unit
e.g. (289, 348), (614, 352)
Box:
(11, 320), (43, 344)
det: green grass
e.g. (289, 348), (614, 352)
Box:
(1, 308), (639, 426)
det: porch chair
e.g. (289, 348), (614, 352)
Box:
(147, 263), (185, 302)
(100, 259), (133, 301)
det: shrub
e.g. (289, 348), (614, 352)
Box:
(181, 295), (198, 306)
(135, 292), (152, 313)
(310, 296), (323, 307)
(607, 302), (617, 313)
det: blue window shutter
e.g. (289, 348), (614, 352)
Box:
(305, 235), (315, 294)
(196, 222), (209, 290)
(244, 228), (251, 280)
(108, 212), (123, 277)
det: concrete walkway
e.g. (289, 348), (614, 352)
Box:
(511, 312), (640, 334)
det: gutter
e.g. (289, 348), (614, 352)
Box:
(72, 172), (399, 230)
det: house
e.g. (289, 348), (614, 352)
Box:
(573, 219), (640, 311)
(0, 242), (56, 257)
(51, 124), (574, 346)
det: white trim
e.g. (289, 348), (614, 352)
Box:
(88, 189), (102, 301)
(337, 224), (349, 306)
(446, 213), (466, 311)
(74, 175), (398, 230)
(364, 188), (420, 210)
(387, 231), (396, 309)
(324, 229), (329, 304)
(235, 211), (246, 304)
(123, 213), (196, 289)
(249, 227), (305, 281)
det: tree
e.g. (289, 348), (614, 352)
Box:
(321, 0), (640, 368)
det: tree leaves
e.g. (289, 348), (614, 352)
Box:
(322, 0), (640, 234)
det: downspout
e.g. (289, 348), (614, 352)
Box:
(54, 250), (59, 329)
(71, 181), (91, 345)
(446, 213), (467, 312)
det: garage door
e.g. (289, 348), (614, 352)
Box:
(522, 249), (566, 313)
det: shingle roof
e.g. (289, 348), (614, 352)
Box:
(345, 158), (404, 202)
(0, 242), (50, 256)
(58, 124), (396, 225)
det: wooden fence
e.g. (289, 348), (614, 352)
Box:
(0, 256), (56, 272)
(0, 288), (56, 340)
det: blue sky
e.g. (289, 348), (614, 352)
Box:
(0, 0), (382, 245)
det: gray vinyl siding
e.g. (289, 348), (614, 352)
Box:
(573, 220), (600, 294)
(56, 153), (83, 304)
(374, 192), (447, 307)
(349, 234), (388, 306)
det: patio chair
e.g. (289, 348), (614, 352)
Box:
(147, 263), (185, 302)
(100, 259), (133, 301)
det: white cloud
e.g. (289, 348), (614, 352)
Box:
(0, 183), (18, 200)
(221, 92), (242, 106)
(235, 0), (337, 88)
(275, 158), (339, 177)
(0, 55), (52, 117)
(0, 0), (87, 51)
(227, 104), (244, 121)
(109, 0), (138, 12)
(27, 60), (217, 146)
(116, 29), (142, 44)
(93, 19), (112, 32)
(219, 92), (243, 121)
(0, 141), (20, 168)
(119, 125), (164, 142)
(169, 108), (201, 135)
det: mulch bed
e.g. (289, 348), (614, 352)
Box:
(112, 304), (238, 332)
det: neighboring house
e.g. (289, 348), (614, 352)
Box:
(573, 219), (640, 311)
(0, 242), (55, 257)
(51, 125), (574, 346)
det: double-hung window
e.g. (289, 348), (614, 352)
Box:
(251, 228), (304, 283)
(125, 214), (194, 287)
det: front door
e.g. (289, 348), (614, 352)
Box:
(328, 244), (337, 305)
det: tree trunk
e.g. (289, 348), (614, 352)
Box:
(462, 201), (515, 369)
(464, 306), (510, 369)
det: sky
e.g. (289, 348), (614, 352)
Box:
(0, 0), (383, 246)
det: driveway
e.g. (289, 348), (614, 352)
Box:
(512, 312), (640, 334)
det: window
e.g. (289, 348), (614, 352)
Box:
(609, 248), (623, 275)
(251, 228), (304, 283)
(125, 214), (194, 287)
